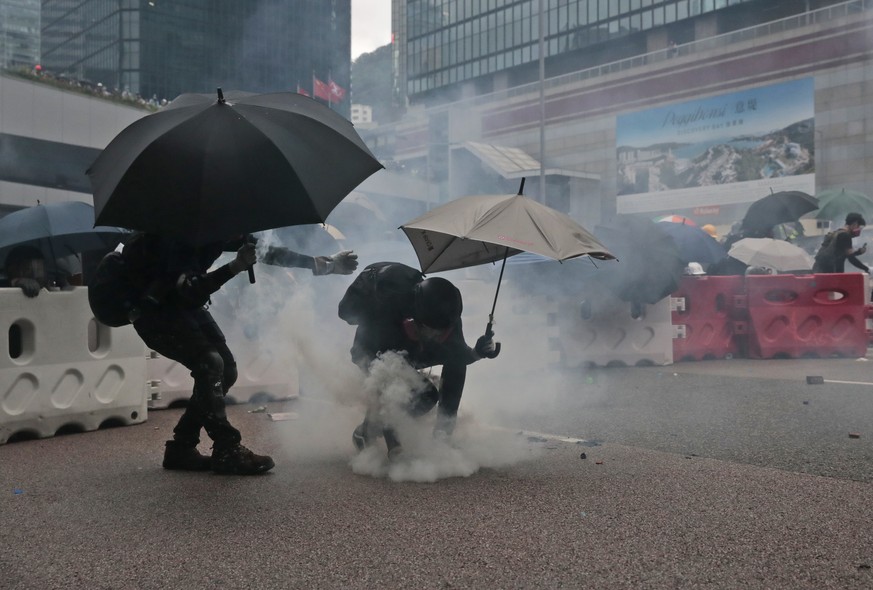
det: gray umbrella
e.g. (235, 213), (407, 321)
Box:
(400, 179), (613, 338)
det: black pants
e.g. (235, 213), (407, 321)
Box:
(367, 361), (466, 450)
(134, 306), (240, 449)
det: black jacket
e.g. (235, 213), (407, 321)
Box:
(339, 262), (480, 415)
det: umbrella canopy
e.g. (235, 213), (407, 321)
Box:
(728, 237), (814, 272)
(401, 192), (612, 273)
(400, 180), (613, 335)
(88, 89), (383, 245)
(0, 201), (127, 268)
(654, 214), (696, 226)
(592, 216), (685, 304)
(814, 188), (873, 224)
(741, 191), (818, 235)
(656, 220), (727, 265)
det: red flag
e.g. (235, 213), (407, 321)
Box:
(313, 76), (331, 101)
(328, 79), (347, 102)
(296, 83), (309, 97)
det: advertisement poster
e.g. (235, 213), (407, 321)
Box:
(616, 78), (814, 215)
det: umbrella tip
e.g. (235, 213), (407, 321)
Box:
(518, 178), (525, 195)
(217, 87), (225, 103)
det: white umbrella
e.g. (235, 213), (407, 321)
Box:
(728, 238), (814, 272)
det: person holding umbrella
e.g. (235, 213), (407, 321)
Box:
(102, 232), (358, 475)
(812, 212), (869, 274)
(337, 262), (500, 459)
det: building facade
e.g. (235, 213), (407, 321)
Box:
(377, 0), (872, 231)
(40, 0), (351, 114)
(0, 0), (40, 69)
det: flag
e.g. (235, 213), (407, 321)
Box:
(313, 76), (331, 101)
(296, 82), (309, 97)
(328, 79), (347, 103)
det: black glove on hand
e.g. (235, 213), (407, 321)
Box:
(475, 334), (500, 359)
(13, 278), (41, 298)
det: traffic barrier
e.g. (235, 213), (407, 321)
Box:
(0, 288), (148, 444)
(744, 273), (868, 359)
(556, 283), (674, 367)
(671, 275), (746, 361)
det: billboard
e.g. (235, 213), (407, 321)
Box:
(616, 78), (814, 215)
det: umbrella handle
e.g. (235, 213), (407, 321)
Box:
(248, 266), (256, 284)
(484, 321), (502, 356)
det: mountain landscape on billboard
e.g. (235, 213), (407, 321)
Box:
(617, 118), (814, 195)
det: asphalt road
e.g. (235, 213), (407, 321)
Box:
(2, 356), (872, 589)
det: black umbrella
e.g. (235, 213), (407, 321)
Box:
(591, 216), (685, 305)
(656, 220), (727, 265)
(88, 89), (383, 246)
(0, 201), (127, 269)
(741, 190), (818, 235)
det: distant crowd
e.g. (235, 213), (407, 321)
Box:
(4, 65), (167, 112)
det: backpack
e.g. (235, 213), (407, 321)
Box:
(338, 262), (423, 325)
(814, 229), (845, 263)
(87, 251), (142, 327)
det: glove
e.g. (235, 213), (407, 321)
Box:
(12, 278), (41, 298)
(313, 250), (359, 275)
(475, 334), (500, 359)
(230, 243), (257, 275)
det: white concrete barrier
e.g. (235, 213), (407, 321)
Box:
(555, 284), (675, 367)
(0, 287), (148, 444)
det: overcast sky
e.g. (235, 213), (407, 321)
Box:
(351, 0), (392, 60)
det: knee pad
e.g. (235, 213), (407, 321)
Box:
(193, 351), (224, 390)
(222, 362), (238, 393)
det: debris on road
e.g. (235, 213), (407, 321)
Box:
(268, 412), (298, 421)
(579, 452), (587, 460)
(595, 460), (604, 465)
(806, 376), (824, 385)
(849, 432), (861, 439)
(248, 406), (267, 414)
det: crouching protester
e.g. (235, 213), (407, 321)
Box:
(88, 232), (358, 475)
(338, 261), (500, 459)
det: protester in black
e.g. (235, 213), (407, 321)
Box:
(813, 212), (869, 274)
(120, 232), (357, 475)
(338, 261), (500, 458)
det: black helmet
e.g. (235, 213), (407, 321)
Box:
(413, 277), (462, 329)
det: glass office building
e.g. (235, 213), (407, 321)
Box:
(41, 0), (350, 110)
(398, 0), (817, 102)
(0, 0), (40, 69)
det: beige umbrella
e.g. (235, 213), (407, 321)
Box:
(400, 179), (613, 339)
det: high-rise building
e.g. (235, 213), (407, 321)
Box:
(40, 0), (351, 114)
(0, 0), (40, 69)
(381, 0), (871, 226)
(394, 0), (826, 105)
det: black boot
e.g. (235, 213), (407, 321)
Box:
(162, 441), (212, 471)
(211, 444), (274, 475)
